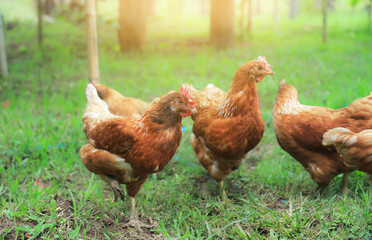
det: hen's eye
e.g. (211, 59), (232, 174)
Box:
(258, 66), (263, 70)
(178, 100), (182, 103)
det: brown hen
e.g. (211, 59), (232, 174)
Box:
(80, 84), (195, 228)
(273, 81), (372, 192)
(187, 56), (274, 203)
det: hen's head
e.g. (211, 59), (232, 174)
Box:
(238, 56), (274, 82)
(167, 85), (196, 118)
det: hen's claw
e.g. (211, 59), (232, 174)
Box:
(124, 218), (153, 231)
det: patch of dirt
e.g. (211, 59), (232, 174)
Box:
(309, 218), (321, 229)
(114, 222), (162, 240)
(192, 175), (213, 198)
(0, 217), (40, 240)
(54, 196), (162, 240)
(266, 197), (288, 210)
(0, 218), (17, 239)
(1, 193), (162, 240)
(256, 225), (270, 236)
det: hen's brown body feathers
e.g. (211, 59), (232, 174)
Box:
(188, 58), (274, 202)
(273, 82), (372, 190)
(323, 128), (372, 176)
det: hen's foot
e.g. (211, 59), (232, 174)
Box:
(219, 181), (229, 204)
(124, 218), (153, 230)
(221, 192), (230, 204)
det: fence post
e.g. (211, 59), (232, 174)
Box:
(85, 0), (100, 83)
(37, 0), (43, 46)
(0, 12), (8, 77)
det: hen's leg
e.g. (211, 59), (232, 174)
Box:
(341, 172), (350, 194)
(219, 181), (229, 204)
(100, 175), (125, 202)
(315, 185), (326, 194)
(124, 197), (152, 230)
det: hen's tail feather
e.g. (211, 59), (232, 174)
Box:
(322, 127), (355, 147)
(85, 84), (111, 116)
(83, 84), (114, 134)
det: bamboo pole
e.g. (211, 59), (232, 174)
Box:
(85, 0), (100, 83)
(0, 12), (8, 77)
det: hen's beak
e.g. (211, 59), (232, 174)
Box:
(266, 70), (274, 75)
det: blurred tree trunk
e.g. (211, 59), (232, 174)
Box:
(198, 0), (208, 14)
(322, 0), (328, 43)
(239, 0), (246, 37)
(239, 0), (252, 36)
(246, 0), (252, 32)
(273, 0), (279, 20)
(33, 0), (58, 15)
(44, 0), (56, 15)
(256, 0), (260, 13)
(289, 0), (298, 20)
(328, 0), (334, 10)
(315, 0), (321, 9)
(210, 0), (234, 48)
(118, 0), (148, 52)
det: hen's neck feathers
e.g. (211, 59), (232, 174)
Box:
(136, 100), (181, 130)
(216, 74), (261, 118)
(273, 88), (314, 116)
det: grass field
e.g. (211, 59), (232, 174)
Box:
(1, 0), (372, 239)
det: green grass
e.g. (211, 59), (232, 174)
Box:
(1, 1), (372, 239)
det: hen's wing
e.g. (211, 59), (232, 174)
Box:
(323, 128), (372, 173)
(83, 84), (137, 155)
(80, 143), (139, 183)
(87, 117), (137, 156)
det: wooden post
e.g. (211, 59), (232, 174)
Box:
(37, 0), (43, 46)
(322, 0), (328, 43)
(0, 12), (8, 77)
(85, 0), (100, 83)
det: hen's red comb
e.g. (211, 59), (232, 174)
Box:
(257, 56), (271, 70)
(180, 85), (195, 106)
